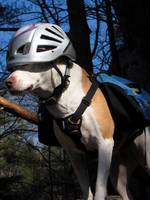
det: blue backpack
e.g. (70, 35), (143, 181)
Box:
(96, 72), (150, 141)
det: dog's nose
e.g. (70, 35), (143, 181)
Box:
(5, 76), (16, 88)
(6, 80), (13, 88)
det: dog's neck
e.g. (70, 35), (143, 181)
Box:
(44, 62), (89, 119)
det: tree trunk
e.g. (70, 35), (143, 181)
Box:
(105, 0), (120, 75)
(112, 0), (150, 92)
(67, 0), (93, 74)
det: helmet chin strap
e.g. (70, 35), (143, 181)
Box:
(40, 60), (72, 105)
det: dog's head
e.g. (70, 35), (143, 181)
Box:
(5, 63), (61, 98)
(5, 23), (76, 98)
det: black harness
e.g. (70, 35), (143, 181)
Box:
(55, 75), (98, 148)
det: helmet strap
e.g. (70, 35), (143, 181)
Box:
(40, 60), (72, 105)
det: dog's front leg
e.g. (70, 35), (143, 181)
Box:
(53, 121), (93, 200)
(94, 138), (114, 200)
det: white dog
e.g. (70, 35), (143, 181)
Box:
(5, 23), (150, 200)
(6, 23), (115, 200)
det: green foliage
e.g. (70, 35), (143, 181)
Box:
(0, 136), (41, 199)
(0, 132), (81, 200)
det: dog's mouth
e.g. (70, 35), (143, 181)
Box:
(8, 84), (34, 95)
(25, 84), (33, 91)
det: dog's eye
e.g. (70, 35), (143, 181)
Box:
(9, 65), (26, 72)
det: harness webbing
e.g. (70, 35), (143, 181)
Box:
(40, 61), (71, 104)
(70, 76), (98, 123)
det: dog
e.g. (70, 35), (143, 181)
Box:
(6, 22), (150, 200)
(6, 59), (115, 200)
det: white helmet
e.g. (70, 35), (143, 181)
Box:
(7, 23), (76, 69)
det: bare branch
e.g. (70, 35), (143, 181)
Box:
(0, 96), (38, 124)
(36, 0), (59, 24)
(91, 0), (100, 57)
(0, 27), (18, 31)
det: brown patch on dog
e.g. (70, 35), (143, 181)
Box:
(82, 69), (114, 139)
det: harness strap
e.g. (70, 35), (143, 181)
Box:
(54, 76), (99, 139)
(40, 61), (71, 104)
(70, 76), (98, 123)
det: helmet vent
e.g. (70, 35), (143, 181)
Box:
(17, 43), (31, 55)
(52, 25), (64, 36)
(17, 45), (25, 53)
(45, 28), (64, 39)
(37, 45), (57, 52)
(41, 35), (62, 43)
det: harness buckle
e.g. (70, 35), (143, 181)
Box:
(40, 96), (57, 105)
(56, 115), (82, 137)
(68, 116), (81, 125)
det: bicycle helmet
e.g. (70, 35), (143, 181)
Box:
(7, 23), (76, 69)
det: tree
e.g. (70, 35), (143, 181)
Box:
(112, 0), (150, 92)
(67, 0), (93, 73)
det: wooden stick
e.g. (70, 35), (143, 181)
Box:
(0, 96), (38, 124)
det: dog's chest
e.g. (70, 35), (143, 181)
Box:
(46, 91), (114, 151)
(53, 114), (99, 153)
(46, 88), (84, 118)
